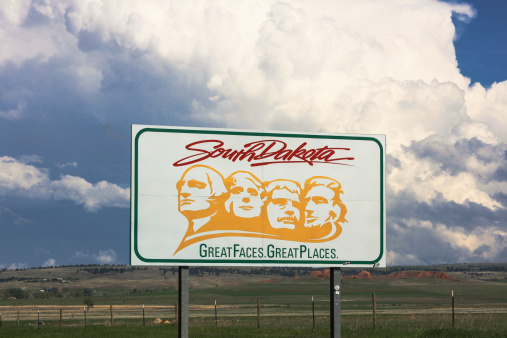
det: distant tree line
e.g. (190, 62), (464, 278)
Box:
(0, 263), (130, 273)
(1, 263), (505, 277)
(3, 287), (29, 299)
(2, 286), (94, 300)
(77, 266), (147, 275)
(158, 267), (315, 278)
(0, 277), (70, 284)
(446, 265), (507, 272)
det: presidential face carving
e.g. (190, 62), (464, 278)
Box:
(265, 180), (301, 230)
(173, 167), (348, 255)
(176, 165), (227, 220)
(225, 172), (265, 218)
(303, 177), (345, 228)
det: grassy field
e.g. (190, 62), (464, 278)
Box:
(1, 264), (506, 336)
(0, 313), (505, 337)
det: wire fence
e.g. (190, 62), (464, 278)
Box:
(1, 303), (506, 328)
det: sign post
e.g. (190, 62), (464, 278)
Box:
(330, 268), (341, 337)
(178, 266), (189, 338)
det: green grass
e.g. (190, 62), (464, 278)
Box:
(1, 314), (505, 337)
(0, 327), (501, 338)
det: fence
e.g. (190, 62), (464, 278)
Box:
(1, 301), (506, 328)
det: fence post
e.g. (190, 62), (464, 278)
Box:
(110, 305), (114, 326)
(215, 300), (218, 327)
(18, 310), (20, 327)
(312, 296), (315, 329)
(452, 290), (455, 329)
(37, 309), (40, 329)
(143, 304), (145, 326)
(60, 309), (63, 327)
(257, 297), (261, 328)
(372, 293), (376, 329)
(175, 303), (178, 323)
(84, 307), (87, 326)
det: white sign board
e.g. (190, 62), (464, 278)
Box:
(131, 125), (385, 267)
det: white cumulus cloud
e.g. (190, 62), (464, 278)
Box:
(0, 262), (29, 270)
(42, 258), (56, 267)
(0, 156), (129, 211)
(93, 249), (117, 264)
(0, 0), (506, 265)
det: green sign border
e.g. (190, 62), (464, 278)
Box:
(131, 127), (385, 266)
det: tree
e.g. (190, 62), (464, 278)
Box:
(4, 288), (28, 299)
(84, 297), (94, 310)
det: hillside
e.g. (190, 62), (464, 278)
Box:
(1, 263), (505, 299)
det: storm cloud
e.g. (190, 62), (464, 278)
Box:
(0, 0), (506, 267)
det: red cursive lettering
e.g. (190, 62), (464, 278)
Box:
(173, 139), (354, 167)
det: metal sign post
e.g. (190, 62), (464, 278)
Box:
(330, 267), (341, 338)
(178, 266), (189, 338)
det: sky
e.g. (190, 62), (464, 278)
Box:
(1, 0), (506, 269)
